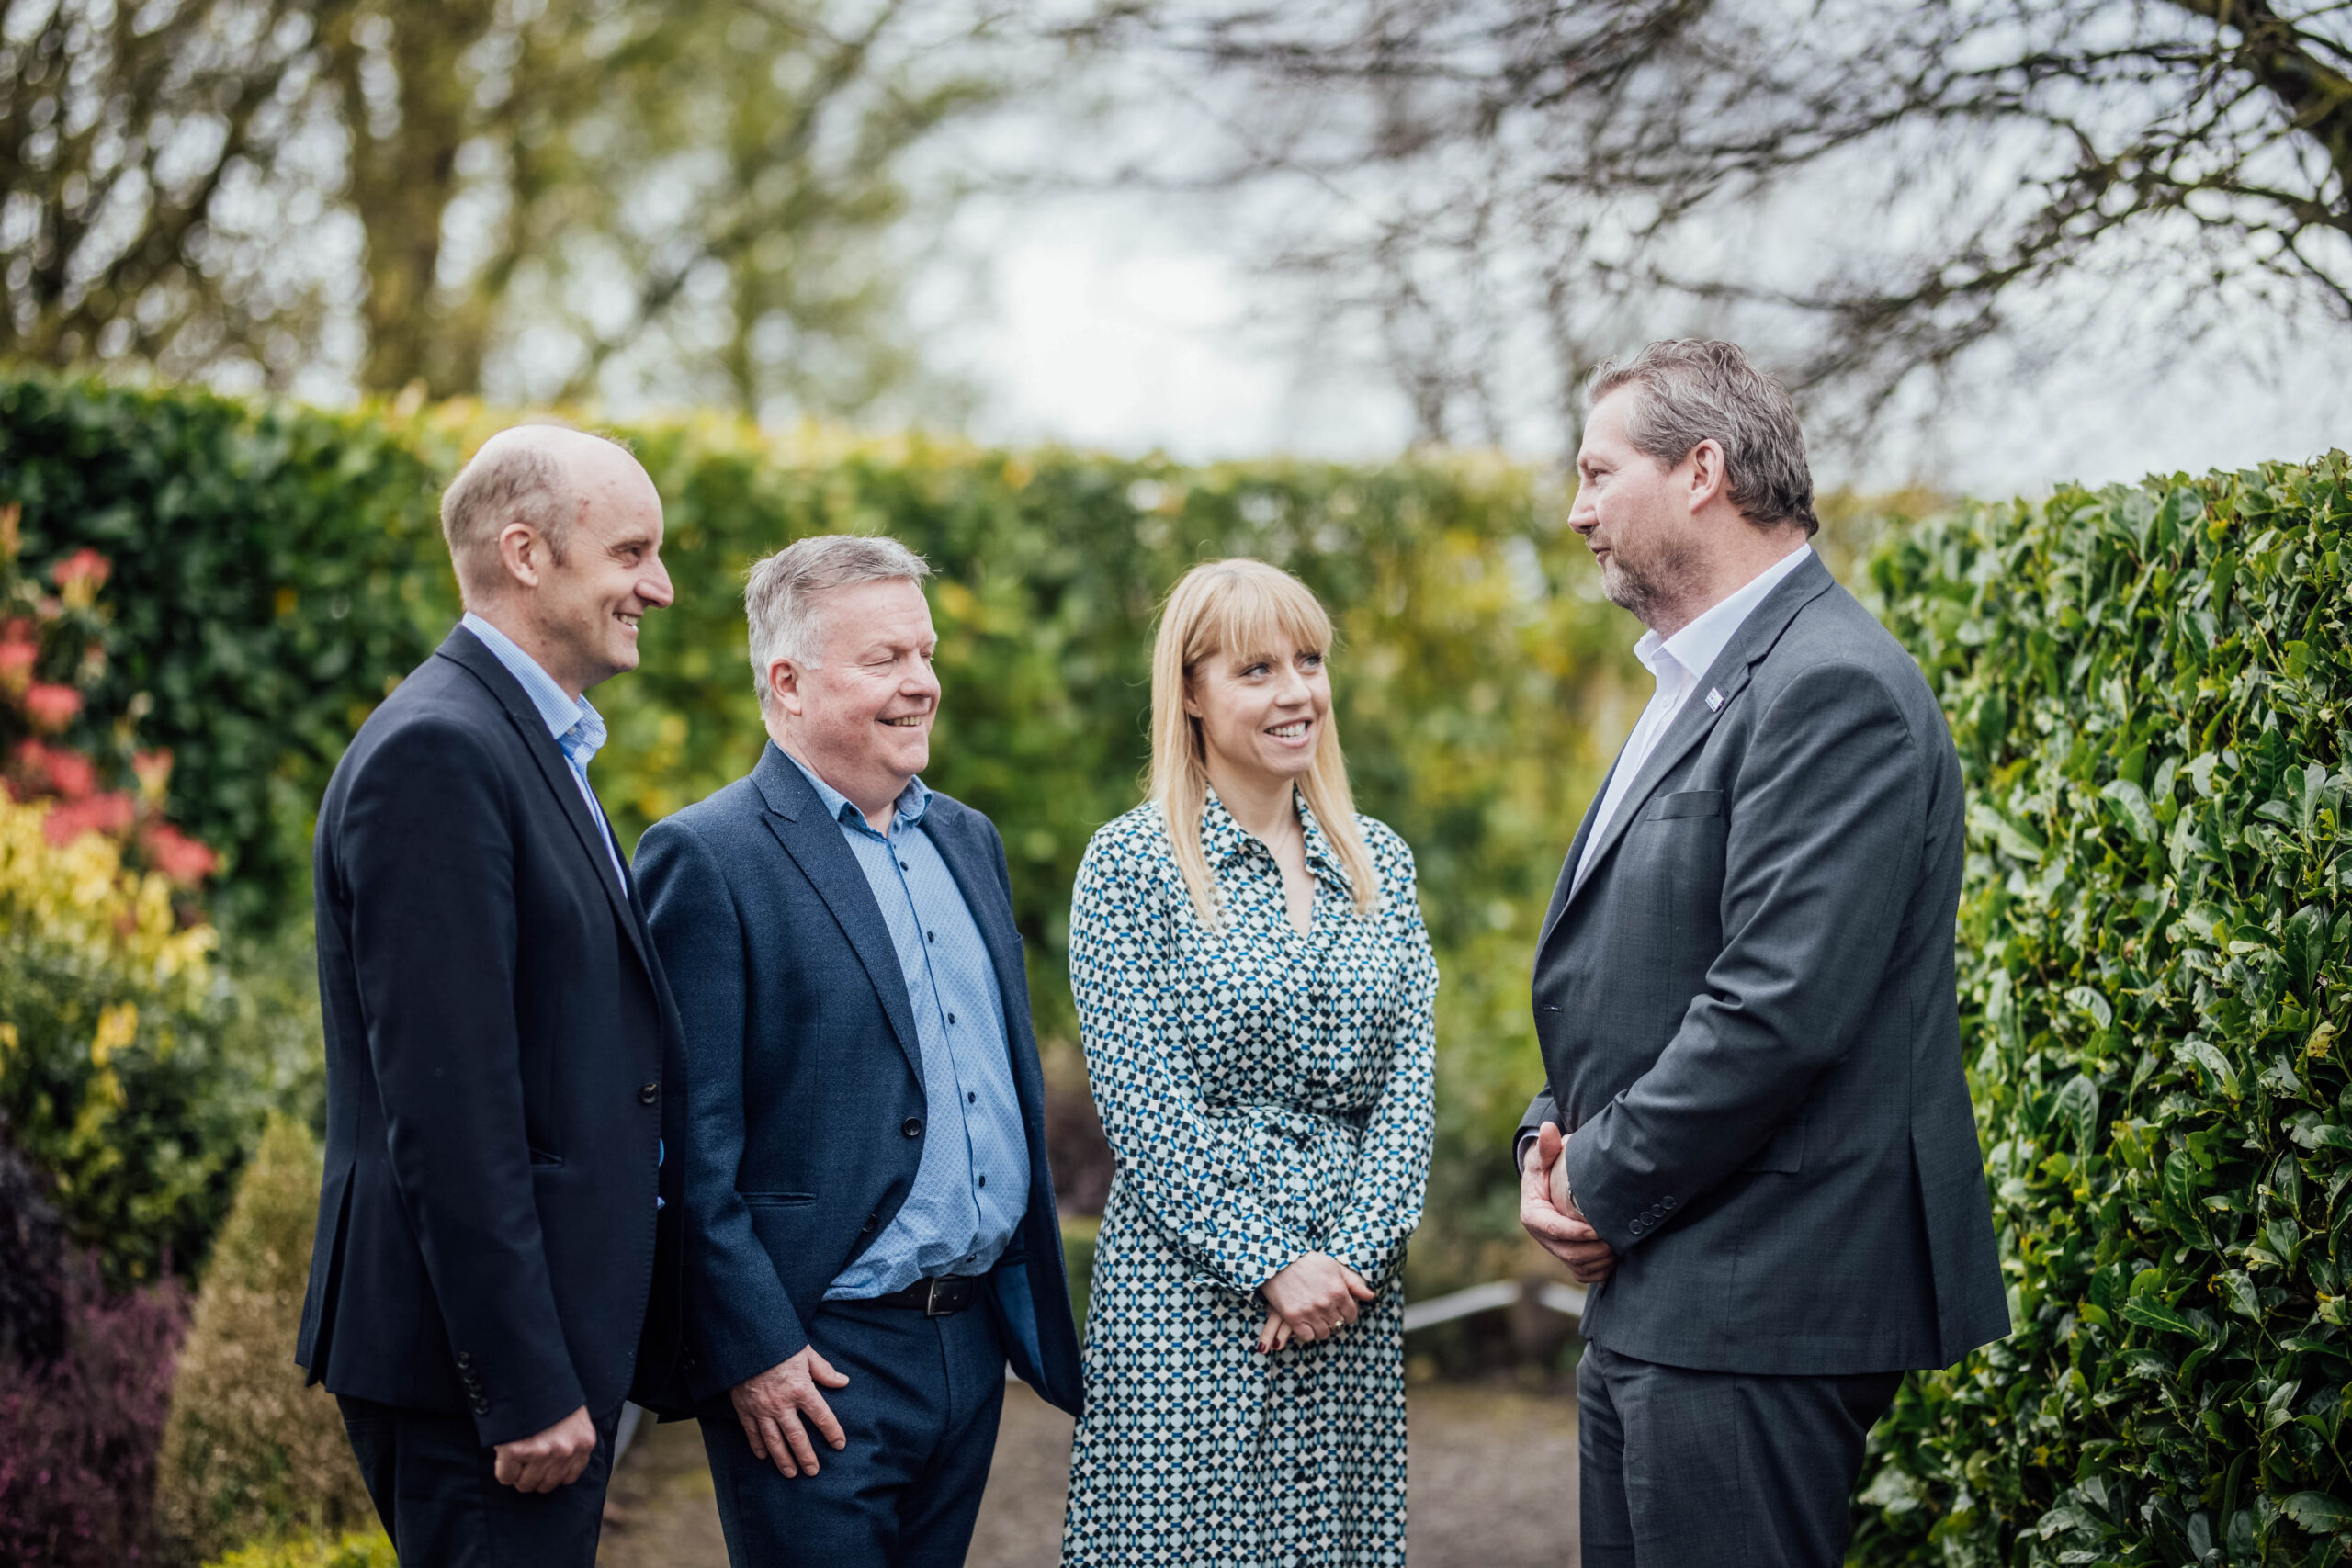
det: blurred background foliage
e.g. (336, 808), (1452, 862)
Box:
(1849, 457), (2352, 1565)
(0, 0), (1032, 423)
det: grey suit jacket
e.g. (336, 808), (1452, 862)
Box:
(1520, 552), (2007, 1375)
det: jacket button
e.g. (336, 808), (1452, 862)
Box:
(862, 1212), (879, 1234)
(456, 1351), (473, 1369)
(639, 1082), (659, 1105)
(902, 1117), (922, 1138)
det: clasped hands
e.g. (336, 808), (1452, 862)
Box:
(1257, 1251), (1375, 1354)
(1520, 1120), (1618, 1284)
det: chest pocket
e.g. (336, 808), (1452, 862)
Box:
(1638, 789), (1723, 821)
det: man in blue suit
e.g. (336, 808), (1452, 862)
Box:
(636, 534), (1082, 1567)
(300, 426), (690, 1566)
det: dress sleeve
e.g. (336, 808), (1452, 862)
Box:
(1070, 829), (1311, 1296)
(1324, 831), (1438, 1292)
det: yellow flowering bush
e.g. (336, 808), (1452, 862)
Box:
(203, 1530), (395, 1568)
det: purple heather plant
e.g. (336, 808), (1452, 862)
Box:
(0, 1253), (188, 1565)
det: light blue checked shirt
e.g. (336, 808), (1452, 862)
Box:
(779, 750), (1030, 1297)
(460, 613), (626, 887)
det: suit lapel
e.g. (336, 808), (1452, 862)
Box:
(752, 745), (926, 1082)
(1536, 753), (1618, 952)
(1541, 555), (1837, 945)
(435, 628), (653, 976)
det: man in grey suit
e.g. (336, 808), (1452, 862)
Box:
(1517, 340), (2008, 1566)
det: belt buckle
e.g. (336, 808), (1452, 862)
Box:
(924, 1279), (955, 1317)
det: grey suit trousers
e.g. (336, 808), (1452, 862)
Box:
(1577, 1343), (1903, 1568)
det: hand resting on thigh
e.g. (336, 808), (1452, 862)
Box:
(730, 1346), (852, 1478)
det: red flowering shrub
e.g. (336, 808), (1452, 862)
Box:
(21, 682), (84, 730)
(0, 507), (216, 889)
(141, 822), (220, 887)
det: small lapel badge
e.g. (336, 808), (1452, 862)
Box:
(1705, 687), (1724, 712)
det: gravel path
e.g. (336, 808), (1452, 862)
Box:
(597, 1380), (1578, 1566)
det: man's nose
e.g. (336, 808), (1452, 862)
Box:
(639, 555), (675, 608)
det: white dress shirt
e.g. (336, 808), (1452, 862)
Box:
(1572, 544), (1815, 889)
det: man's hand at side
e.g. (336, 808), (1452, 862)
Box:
(493, 1404), (598, 1493)
(1521, 1121), (1618, 1284)
(730, 1346), (851, 1478)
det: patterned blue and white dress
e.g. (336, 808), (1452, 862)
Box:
(1059, 792), (1438, 1567)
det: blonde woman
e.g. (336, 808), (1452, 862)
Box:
(1059, 558), (1437, 1567)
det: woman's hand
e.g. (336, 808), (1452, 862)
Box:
(1257, 1252), (1376, 1353)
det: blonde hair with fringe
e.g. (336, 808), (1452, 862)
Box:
(1148, 558), (1381, 927)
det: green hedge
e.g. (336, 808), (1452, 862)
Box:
(0, 379), (453, 932)
(0, 375), (1643, 1291)
(1852, 456), (2352, 1565)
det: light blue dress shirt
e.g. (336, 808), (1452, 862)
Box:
(459, 612), (627, 886)
(778, 750), (1030, 1297)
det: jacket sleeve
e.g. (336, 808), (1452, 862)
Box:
(1323, 835), (1437, 1292)
(1069, 835), (1310, 1295)
(635, 818), (809, 1396)
(339, 719), (582, 1446)
(1564, 660), (1925, 1253)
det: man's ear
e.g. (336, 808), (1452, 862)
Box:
(766, 659), (806, 717)
(1685, 439), (1729, 513)
(495, 522), (547, 589)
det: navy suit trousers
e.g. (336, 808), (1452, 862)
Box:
(700, 1299), (1006, 1568)
(338, 1395), (621, 1568)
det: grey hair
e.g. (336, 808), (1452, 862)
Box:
(745, 534), (933, 710)
(1586, 340), (1817, 536)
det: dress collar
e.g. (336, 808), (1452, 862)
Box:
(1200, 786), (1350, 888)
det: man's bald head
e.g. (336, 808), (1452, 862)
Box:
(440, 425), (649, 604)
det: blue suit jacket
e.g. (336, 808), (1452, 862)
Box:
(635, 742), (1083, 1416)
(298, 627), (690, 1443)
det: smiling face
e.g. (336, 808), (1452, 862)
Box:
(765, 576), (940, 823)
(513, 445), (673, 695)
(1184, 637), (1331, 795)
(1570, 387), (1708, 632)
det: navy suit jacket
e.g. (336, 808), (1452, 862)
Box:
(635, 742), (1083, 1416)
(297, 627), (691, 1445)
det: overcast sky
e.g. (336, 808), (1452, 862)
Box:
(928, 189), (2349, 500)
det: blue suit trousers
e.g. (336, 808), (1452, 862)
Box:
(700, 1299), (1006, 1567)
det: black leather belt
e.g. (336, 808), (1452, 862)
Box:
(864, 1276), (982, 1316)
